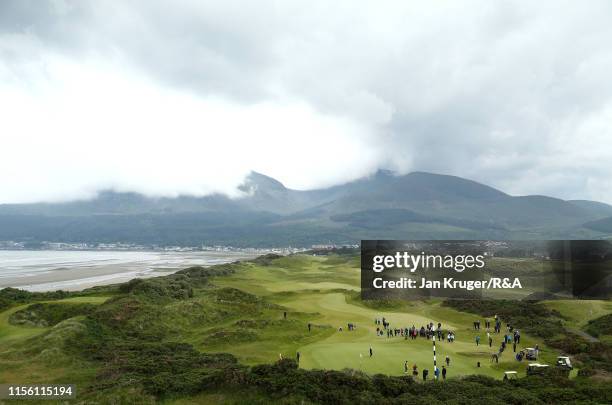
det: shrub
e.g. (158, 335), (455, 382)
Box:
(9, 302), (97, 327)
(585, 314), (612, 338)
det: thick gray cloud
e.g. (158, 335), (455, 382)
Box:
(1, 0), (611, 203)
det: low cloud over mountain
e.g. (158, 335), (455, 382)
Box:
(1, 1), (612, 203)
(2, 171), (612, 246)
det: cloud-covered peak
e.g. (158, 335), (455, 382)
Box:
(1, 1), (611, 203)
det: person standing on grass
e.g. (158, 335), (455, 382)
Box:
(308, 323), (311, 332)
(445, 355), (450, 366)
(423, 368), (428, 381)
(442, 366), (447, 380)
(296, 351), (300, 363)
(476, 335), (481, 346)
(489, 336), (493, 348)
(369, 346), (373, 357)
(404, 360), (408, 374)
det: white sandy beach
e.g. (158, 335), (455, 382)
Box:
(0, 250), (258, 292)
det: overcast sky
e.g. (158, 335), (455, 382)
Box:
(1, 0), (611, 204)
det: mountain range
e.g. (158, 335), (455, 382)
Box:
(2, 171), (612, 247)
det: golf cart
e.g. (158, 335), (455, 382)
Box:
(556, 356), (572, 371)
(526, 363), (549, 376)
(503, 371), (518, 381)
(525, 347), (538, 360)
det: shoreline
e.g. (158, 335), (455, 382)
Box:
(0, 250), (260, 292)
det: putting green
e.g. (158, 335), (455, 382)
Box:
(283, 292), (552, 378)
(211, 255), (579, 379)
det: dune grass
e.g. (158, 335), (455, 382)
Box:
(0, 254), (610, 403)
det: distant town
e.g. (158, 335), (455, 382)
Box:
(0, 240), (359, 254)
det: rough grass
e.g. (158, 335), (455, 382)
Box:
(9, 302), (97, 327)
(585, 314), (612, 339)
(0, 254), (611, 403)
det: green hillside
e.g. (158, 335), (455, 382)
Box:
(1, 254), (611, 403)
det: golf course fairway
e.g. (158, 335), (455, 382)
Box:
(209, 254), (583, 379)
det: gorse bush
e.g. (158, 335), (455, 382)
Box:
(250, 254), (283, 266)
(9, 302), (96, 327)
(442, 299), (565, 337)
(585, 313), (612, 338)
(0, 287), (73, 311)
(243, 359), (611, 405)
(119, 277), (194, 300)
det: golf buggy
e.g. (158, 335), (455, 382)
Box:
(526, 363), (549, 376)
(556, 356), (572, 371)
(524, 347), (538, 360)
(503, 371), (518, 381)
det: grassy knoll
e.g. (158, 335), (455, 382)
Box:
(0, 296), (109, 344)
(542, 300), (612, 329)
(0, 296), (110, 394)
(585, 314), (612, 344)
(0, 254), (610, 404)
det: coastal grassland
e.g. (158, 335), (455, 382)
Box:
(541, 300), (612, 343)
(0, 254), (610, 404)
(213, 255), (361, 296)
(210, 255), (575, 379)
(542, 300), (612, 329)
(0, 296), (109, 344)
(0, 296), (110, 397)
(585, 314), (612, 343)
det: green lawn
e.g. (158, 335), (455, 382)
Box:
(209, 255), (588, 379)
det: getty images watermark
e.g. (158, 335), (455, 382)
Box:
(361, 240), (612, 300)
